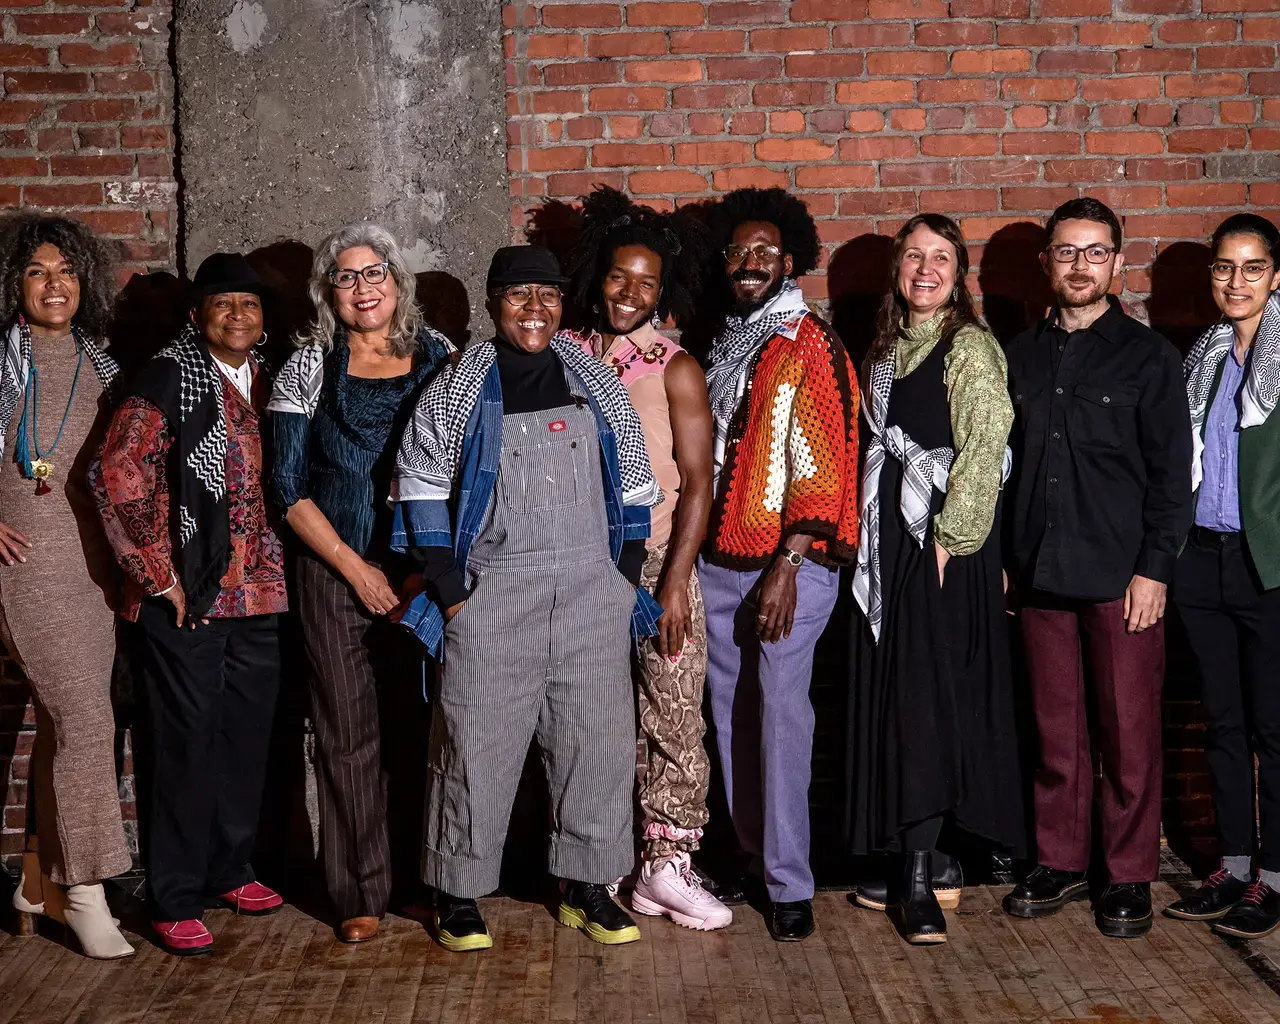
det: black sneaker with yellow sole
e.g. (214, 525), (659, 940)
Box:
(434, 892), (494, 952)
(558, 880), (641, 945)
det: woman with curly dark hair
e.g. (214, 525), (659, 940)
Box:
(0, 214), (133, 959)
(846, 213), (1023, 945)
(561, 188), (730, 930)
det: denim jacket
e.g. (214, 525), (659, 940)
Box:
(391, 361), (662, 659)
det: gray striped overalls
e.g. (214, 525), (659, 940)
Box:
(423, 403), (638, 897)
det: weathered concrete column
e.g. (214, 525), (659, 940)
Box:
(174, 0), (510, 319)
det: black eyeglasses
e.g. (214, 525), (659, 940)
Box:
(330, 263), (389, 289)
(497, 285), (562, 307)
(1210, 260), (1274, 282)
(723, 244), (783, 266)
(1045, 244), (1117, 265)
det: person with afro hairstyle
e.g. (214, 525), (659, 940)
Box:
(0, 214), (134, 959)
(699, 187), (861, 941)
(562, 187), (731, 931)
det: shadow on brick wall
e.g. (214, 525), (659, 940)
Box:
(828, 233), (893, 370)
(978, 222), (1053, 348)
(1148, 240), (1216, 359)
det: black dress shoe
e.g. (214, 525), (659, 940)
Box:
(888, 852), (947, 945)
(769, 899), (814, 941)
(1003, 865), (1090, 919)
(855, 851), (963, 911)
(1213, 880), (1280, 939)
(1164, 869), (1249, 921)
(1097, 882), (1153, 938)
(690, 864), (747, 906)
(434, 892), (493, 952)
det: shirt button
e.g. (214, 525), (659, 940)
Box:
(1049, 477), (1057, 484)
(1048, 522), (1055, 529)
(1052, 431), (1061, 439)
(1102, 395), (1110, 404)
(1055, 387), (1064, 395)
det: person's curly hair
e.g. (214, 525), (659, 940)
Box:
(0, 214), (117, 336)
(707, 186), (821, 279)
(564, 186), (709, 328)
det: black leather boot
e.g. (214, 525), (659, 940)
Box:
(888, 852), (947, 945)
(854, 851), (963, 911)
(1096, 882), (1153, 938)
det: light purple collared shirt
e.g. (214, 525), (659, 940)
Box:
(1196, 347), (1246, 533)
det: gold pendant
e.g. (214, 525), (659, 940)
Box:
(31, 458), (53, 480)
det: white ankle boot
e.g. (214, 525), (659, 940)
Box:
(55, 884), (134, 960)
(12, 851), (45, 914)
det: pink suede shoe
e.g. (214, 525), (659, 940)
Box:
(216, 881), (283, 915)
(154, 919), (213, 956)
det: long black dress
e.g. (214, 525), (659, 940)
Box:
(845, 339), (1025, 856)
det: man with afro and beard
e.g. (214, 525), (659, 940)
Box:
(699, 187), (860, 941)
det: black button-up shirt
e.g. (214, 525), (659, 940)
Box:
(1006, 298), (1192, 601)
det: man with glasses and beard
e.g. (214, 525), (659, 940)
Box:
(699, 188), (860, 941)
(1003, 199), (1192, 939)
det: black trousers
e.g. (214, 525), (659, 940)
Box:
(131, 599), (282, 921)
(1174, 528), (1280, 872)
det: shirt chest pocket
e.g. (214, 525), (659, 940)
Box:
(501, 435), (591, 514)
(1070, 383), (1139, 451)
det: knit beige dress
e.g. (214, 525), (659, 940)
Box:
(0, 332), (130, 884)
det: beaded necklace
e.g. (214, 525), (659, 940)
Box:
(15, 341), (83, 495)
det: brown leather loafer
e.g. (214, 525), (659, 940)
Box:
(338, 916), (380, 943)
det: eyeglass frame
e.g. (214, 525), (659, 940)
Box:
(329, 262), (390, 289)
(493, 284), (563, 307)
(723, 243), (784, 267)
(1044, 244), (1119, 265)
(1209, 259), (1276, 283)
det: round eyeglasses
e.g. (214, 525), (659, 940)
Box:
(1045, 244), (1117, 265)
(723, 244), (783, 266)
(330, 263), (389, 289)
(1210, 260), (1274, 283)
(498, 285), (562, 307)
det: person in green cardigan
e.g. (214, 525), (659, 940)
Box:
(1166, 213), (1280, 939)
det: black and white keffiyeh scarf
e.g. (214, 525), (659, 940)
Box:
(1186, 291), (1280, 491)
(395, 334), (660, 507)
(1, 317), (118, 471)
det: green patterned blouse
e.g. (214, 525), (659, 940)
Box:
(895, 313), (1013, 557)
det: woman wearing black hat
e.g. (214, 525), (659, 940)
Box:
(95, 252), (288, 956)
(391, 245), (663, 951)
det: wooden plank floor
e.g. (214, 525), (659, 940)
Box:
(5, 880), (1280, 1023)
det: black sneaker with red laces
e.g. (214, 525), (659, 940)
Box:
(1212, 880), (1280, 939)
(1164, 868), (1249, 921)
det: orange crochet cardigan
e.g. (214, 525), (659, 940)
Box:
(705, 312), (860, 570)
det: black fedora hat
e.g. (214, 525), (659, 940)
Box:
(486, 245), (568, 290)
(189, 252), (272, 305)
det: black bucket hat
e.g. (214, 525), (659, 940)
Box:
(486, 245), (568, 290)
(189, 252), (272, 306)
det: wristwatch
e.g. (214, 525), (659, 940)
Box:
(779, 548), (804, 568)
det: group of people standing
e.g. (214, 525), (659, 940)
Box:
(3, 187), (1278, 962)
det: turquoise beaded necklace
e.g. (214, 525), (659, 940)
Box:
(15, 340), (83, 494)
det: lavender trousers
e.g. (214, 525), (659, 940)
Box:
(699, 556), (839, 903)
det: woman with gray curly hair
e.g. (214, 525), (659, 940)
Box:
(268, 222), (452, 943)
(0, 214), (133, 959)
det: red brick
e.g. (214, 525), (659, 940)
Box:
(891, 108), (927, 131)
(728, 110), (765, 131)
(673, 83), (750, 108)
(795, 165), (875, 189)
(673, 140), (752, 165)
(754, 81), (827, 107)
(750, 27), (827, 52)
(37, 125), (73, 149)
(1137, 102), (1174, 127)
(1220, 100), (1258, 122)
(1125, 157), (1204, 180)
(838, 135), (917, 160)
(1266, 98), (1280, 118)
(1168, 127), (1248, 151)
(687, 112), (724, 133)
(57, 42), (138, 66)
(586, 32), (665, 58)
(3, 71), (89, 93)
(1243, 17), (1280, 40)
(961, 216), (1031, 241)
(1120, 0), (1194, 9)
(93, 10), (167, 35)
(75, 126), (116, 150)
(915, 22), (993, 47)
(952, 0), (1031, 13)
(867, 0), (948, 16)
(0, 44), (50, 68)
(23, 183), (102, 206)
(92, 70), (154, 93)
(1012, 105), (1048, 128)
(670, 30), (744, 54)
(880, 162), (954, 187)
(1160, 19), (1238, 43)
(847, 110), (885, 132)
(0, 156), (46, 176)
(1252, 183), (1280, 204)
(1001, 186), (1081, 209)
(769, 110), (805, 133)
(626, 59), (702, 83)
(1175, 102), (1216, 126)
(952, 49), (1032, 74)
(50, 153), (133, 176)
(545, 170), (624, 196)
(625, 1), (705, 25)
(1196, 44), (1276, 68)
(528, 35), (584, 59)
(1167, 183), (1249, 207)
(840, 190), (917, 215)
(0, 129), (28, 148)
(919, 79), (996, 103)
(1117, 48), (1194, 72)
(565, 115), (604, 140)
(628, 169), (707, 194)
(921, 133), (999, 157)
(1036, 50), (1115, 74)
(807, 108), (843, 132)
(1003, 132), (1082, 155)
(1080, 23), (1152, 46)
(1098, 105), (1136, 127)
(591, 142), (669, 166)
(831, 23), (910, 48)
(785, 53), (862, 78)
(136, 153), (170, 178)
(1204, 0), (1280, 9)
(707, 1), (787, 24)
(1166, 73), (1249, 97)
(1123, 214), (1209, 237)
(704, 56), (779, 79)
(0, 184), (20, 208)
(588, 86), (666, 111)
(543, 62), (617, 86)
(835, 80), (914, 105)
(867, 51), (946, 76)
(542, 5), (621, 29)
(1254, 73), (1280, 94)
(712, 166), (788, 189)
(1001, 77), (1078, 101)
(1086, 131), (1164, 155)
(755, 138), (834, 162)
(12, 13), (90, 33)
(1252, 128), (1280, 149)
(1084, 185), (1163, 209)
(1055, 104), (1091, 128)
(921, 189), (998, 213)
(996, 23), (1074, 46)
(790, 0), (868, 18)
(534, 91), (585, 114)
(1082, 76), (1162, 101)
(931, 108), (965, 130)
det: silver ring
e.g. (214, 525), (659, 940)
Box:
(756, 613), (768, 621)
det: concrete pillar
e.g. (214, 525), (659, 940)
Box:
(173, 0), (510, 325)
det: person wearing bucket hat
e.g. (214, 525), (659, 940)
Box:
(94, 251), (288, 955)
(391, 244), (663, 952)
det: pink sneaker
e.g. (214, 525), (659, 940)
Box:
(216, 881), (283, 915)
(154, 919), (213, 956)
(630, 853), (733, 931)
